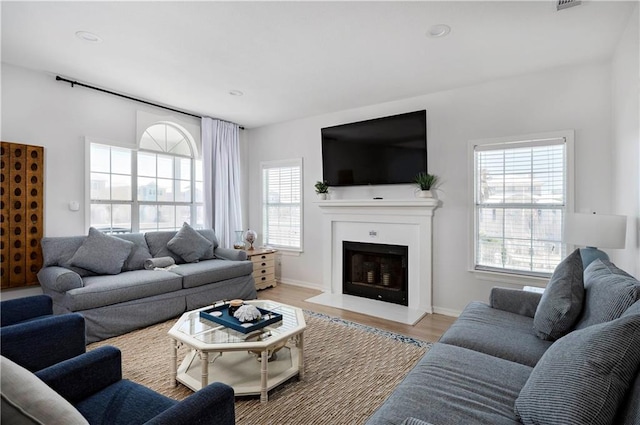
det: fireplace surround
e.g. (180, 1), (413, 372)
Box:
(309, 199), (440, 325)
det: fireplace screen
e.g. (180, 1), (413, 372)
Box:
(343, 241), (408, 306)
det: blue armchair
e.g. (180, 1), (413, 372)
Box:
(35, 346), (236, 425)
(1, 294), (53, 326)
(0, 295), (236, 424)
(0, 295), (86, 371)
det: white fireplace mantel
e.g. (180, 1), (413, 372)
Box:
(315, 198), (439, 210)
(307, 198), (440, 325)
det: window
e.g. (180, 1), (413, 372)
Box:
(261, 159), (303, 251)
(89, 144), (133, 233)
(89, 123), (203, 233)
(471, 131), (573, 277)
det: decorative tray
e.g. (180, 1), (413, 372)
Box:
(199, 303), (283, 334)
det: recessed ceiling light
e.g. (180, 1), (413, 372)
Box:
(229, 90), (244, 97)
(75, 31), (103, 43)
(427, 24), (451, 38)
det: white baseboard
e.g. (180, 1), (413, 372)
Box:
(432, 306), (461, 317)
(276, 277), (322, 290)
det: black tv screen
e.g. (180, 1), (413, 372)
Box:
(321, 110), (427, 186)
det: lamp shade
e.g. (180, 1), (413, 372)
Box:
(564, 213), (627, 249)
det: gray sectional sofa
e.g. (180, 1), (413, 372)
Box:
(37, 227), (256, 343)
(367, 254), (640, 425)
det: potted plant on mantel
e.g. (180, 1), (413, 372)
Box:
(315, 180), (329, 200)
(414, 172), (439, 198)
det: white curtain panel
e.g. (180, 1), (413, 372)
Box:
(202, 117), (243, 248)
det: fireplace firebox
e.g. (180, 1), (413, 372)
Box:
(343, 241), (408, 306)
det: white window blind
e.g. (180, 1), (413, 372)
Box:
(474, 136), (569, 276)
(262, 159), (302, 251)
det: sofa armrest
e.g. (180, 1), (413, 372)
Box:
(35, 346), (122, 404)
(0, 295), (52, 326)
(37, 266), (83, 292)
(144, 382), (235, 425)
(0, 313), (86, 372)
(489, 287), (542, 318)
(214, 247), (247, 261)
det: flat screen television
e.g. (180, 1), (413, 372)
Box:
(321, 110), (427, 186)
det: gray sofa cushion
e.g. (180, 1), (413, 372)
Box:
(438, 302), (552, 367)
(184, 275), (257, 311)
(618, 302), (640, 425)
(145, 229), (217, 264)
(490, 287), (542, 318)
(68, 228), (134, 275)
(533, 249), (584, 341)
(64, 270), (183, 311)
(115, 233), (153, 272)
(170, 259), (254, 289)
(515, 314), (640, 425)
(41, 236), (97, 277)
(401, 419), (434, 425)
(366, 343), (530, 425)
(615, 370), (640, 425)
(41, 233), (151, 274)
(41, 236), (85, 267)
(574, 259), (640, 330)
(167, 223), (213, 263)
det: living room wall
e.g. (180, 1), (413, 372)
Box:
(1, 64), (251, 243)
(611, 4), (640, 277)
(246, 60), (623, 315)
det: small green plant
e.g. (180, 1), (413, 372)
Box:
(414, 172), (439, 191)
(314, 180), (329, 194)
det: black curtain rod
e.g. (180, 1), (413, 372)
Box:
(55, 75), (244, 129)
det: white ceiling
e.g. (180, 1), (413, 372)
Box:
(1, 1), (635, 128)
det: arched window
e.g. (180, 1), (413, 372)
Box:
(139, 123), (193, 156)
(88, 122), (203, 233)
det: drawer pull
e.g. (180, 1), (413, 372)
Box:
(261, 270), (266, 274)
(261, 262), (267, 267)
(260, 255), (267, 259)
(261, 277), (266, 281)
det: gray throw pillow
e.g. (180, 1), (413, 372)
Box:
(167, 222), (213, 263)
(574, 259), (640, 330)
(1, 356), (89, 425)
(68, 227), (134, 275)
(515, 314), (640, 425)
(115, 233), (153, 271)
(533, 249), (584, 341)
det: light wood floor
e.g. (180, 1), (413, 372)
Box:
(257, 283), (456, 343)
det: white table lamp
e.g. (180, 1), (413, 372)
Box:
(564, 213), (627, 267)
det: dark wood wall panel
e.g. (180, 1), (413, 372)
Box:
(26, 145), (44, 284)
(0, 143), (8, 286)
(1, 142), (44, 289)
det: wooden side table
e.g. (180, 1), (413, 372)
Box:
(244, 248), (277, 290)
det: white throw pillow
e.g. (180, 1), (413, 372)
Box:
(0, 356), (89, 425)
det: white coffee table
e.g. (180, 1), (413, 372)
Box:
(168, 300), (306, 402)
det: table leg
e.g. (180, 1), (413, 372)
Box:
(260, 350), (268, 402)
(200, 351), (209, 390)
(170, 338), (178, 387)
(298, 332), (305, 380)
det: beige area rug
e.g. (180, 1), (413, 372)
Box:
(88, 311), (431, 425)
